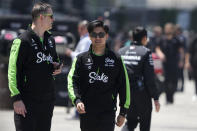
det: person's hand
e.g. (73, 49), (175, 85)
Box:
(76, 102), (86, 114)
(155, 47), (166, 62)
(65, 48), (72, 57)
(116, 115), (126, 127)
(178, 61), (184, 68)
(154, 100), (160, 112)
(52, 62), (63, 75)
(159, 53), (166, 62)
(13, 100), (27, 117)
(185, 62), (191, 70)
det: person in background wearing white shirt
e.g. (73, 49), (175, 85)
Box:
(65, 20), (91, 59)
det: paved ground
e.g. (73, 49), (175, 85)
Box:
(0, 79), (197, 131)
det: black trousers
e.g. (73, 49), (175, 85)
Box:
(126, 108), (152, 131)
(178, 68), (184, 91)
(80, 111), (115, 131)
(164, 79), (178, 104)
(14, 100), (54, 131)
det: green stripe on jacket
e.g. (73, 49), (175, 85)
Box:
(121, 57), (130, 109)
(8, 39), (21, 97)
(67, 58), (77, 104)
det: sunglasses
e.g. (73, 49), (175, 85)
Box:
(43, 14), (53, 19)
(90, 32), (106, 38)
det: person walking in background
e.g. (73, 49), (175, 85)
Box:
(124, 30), (133, 46)
(186, 36), (197, 101)
(119, 26), (160, 131)
(8, 2), (62, 131)
(175, 25), (187, 92)
(67, 20), (130, 131)
(155, 23), (184, 104)
(65, 20), (91, 60)
(147, 26), (163, 52)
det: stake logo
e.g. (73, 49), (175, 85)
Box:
(89, 72), (108, 83)
(36, 52), (53, 63)
(105, 57), (114, 67)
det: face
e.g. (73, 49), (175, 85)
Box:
(41, 8), (54, 30)
(78, 25), (85, 36)
(164, 24), (174, 35)
(89, 27), (108, 46)
(78, 25), (82, 35)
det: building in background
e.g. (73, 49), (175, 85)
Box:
(147, 0), (197, 9)
(115, 0), (147, 8)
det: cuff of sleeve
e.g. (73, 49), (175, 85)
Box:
(71, 52), (76, 60)
(11, 94), (22, 102)
(74, 99), (82, 106)
(119, 107), (128, 117)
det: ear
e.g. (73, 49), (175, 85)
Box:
(143, 36), (147, 40)
(88, 33), (93, 42)
(142, 36), (147, 42)
(39, 14), (44, 20)
(142, 36), (148, 45)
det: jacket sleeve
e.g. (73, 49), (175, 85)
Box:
(8, 38), (27, 102)
(117, 56), (130, 116)
(67, 57), (82, 105)
(143, 50), (159, 100)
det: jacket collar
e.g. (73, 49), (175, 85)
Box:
(88, 44), (109, 56)
(27, 26), (52, 40)
(27, 26), (53, 51)
(133, 41), (142, 45)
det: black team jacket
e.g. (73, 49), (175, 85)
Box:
(119, 42), (159, 112)
(67, 45), (130, 116)
(8, 27), (59, 103)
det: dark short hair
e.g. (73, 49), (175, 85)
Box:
(87, 20), (109, 34)
(133, 26), (147, 42)
(31, 2), (52, 22)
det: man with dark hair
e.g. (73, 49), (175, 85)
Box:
(67, 20), (130, 131)
(119, 26), (160, 131)
(8, 2), (62, 131)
